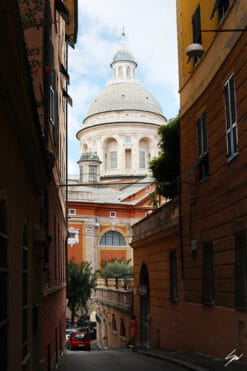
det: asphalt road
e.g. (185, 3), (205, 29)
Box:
(58, 341), (188, 371)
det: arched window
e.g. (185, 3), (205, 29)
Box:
(118, 66), (123, 77)
(127, 66), (131, 77)
(0, 199), (8, 371)
(99, 231), (126, 246)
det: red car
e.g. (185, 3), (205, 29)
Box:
(68, 331), (91, 351)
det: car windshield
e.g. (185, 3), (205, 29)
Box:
(75, 333), (85, 339)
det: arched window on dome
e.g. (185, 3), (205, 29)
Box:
(82, 143), (88, 152)
(127, 66), (130, 77)
(104, 138), (118, 171)
(118, 66), (123, 77)
(139, 138), (150, 169)
(99, 231), (126, 246)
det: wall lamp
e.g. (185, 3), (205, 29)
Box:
(186, 27), (247, 60)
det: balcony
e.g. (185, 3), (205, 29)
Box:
(132, 198), (179, 242)
(95, 279), (133, 313)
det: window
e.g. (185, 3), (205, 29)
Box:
(120, 318), (126, 337)
(224, 74), (238, 160)
(109, 211), (116, 218)
(125, 149), (132, 169)
(169, 250), (178, 302)
(68, 209), (76, 216)
(139, 150), (146, 169)
(235, 231), (247, 311)
(192, 5), (202, 65)
(0, 199), (8, 371)
(110, 151), (117, 169)
(22, 228), (28, 361)
(89, 165), (97, 182)
(197, 112), (209, 180)
(210, 0), (229, 21)
(202, 242), (214, 305)
(67, 228), (79, 246)
(99, 231), (126, 246)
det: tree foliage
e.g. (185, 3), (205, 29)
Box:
(67, 258), (97, 325)
(100, 258), (133, 280)
(149, 116), (180, 199)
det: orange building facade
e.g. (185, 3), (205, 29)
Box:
(67, 186), (155, 271)
(131, 200), (182, 350)
(177, 0), (247, 359)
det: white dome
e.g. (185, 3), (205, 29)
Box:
(86, 82), (163, 118)
(111, 47), (137, 66)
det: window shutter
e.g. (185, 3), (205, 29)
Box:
(210, 0), (222, 19)
(192, 6), (201, 44)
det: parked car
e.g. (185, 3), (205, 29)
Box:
(68, 331), (91, 351)
(66, 328), (77, 342)
(78, 325), (96, 340)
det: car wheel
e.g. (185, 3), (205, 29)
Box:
(87, 346), (91, 351)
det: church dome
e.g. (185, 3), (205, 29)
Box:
(78, 152), (101, 162)
(86, 82), (163, 117)
(111, 47), (137, 66)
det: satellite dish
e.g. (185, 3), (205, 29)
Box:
(186, 43), (204, 58)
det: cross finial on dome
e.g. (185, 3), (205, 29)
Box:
(122, 26), (126, 38)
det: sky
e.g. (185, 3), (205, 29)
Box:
(67, 0), (179, 175)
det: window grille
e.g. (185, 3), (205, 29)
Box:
(99, 231), (126, 246)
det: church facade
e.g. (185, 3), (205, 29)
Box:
(67, 36), (167, 273)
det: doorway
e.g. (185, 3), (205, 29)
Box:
(139, 263), (150, 348)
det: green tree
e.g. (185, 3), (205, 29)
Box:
(100, 258), (133, 283)
(67, 258), (97, 325)
(150, 116), (180, 199)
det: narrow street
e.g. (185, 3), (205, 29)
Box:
(58, 342), (188, 371)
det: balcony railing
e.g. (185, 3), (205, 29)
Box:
(132, 198), (179, 242)
(95, 281), (133, 313)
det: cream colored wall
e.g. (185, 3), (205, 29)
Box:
(77, 121), (161, 177)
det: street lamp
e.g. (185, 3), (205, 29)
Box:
(186, 27), (247, 60)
